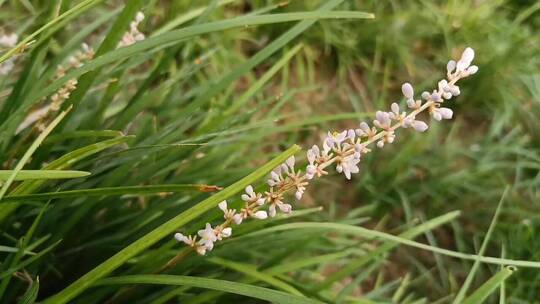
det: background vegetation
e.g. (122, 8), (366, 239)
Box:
(1, 0), (539, 303)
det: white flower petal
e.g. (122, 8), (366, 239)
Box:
(253, 210), (268, 219)
(447, 60), (456, 74)
(222, 227), (232, 238)
(401, 83), (414, 99)
(412, 120), (429, 132)
(218, 201), (228, 212)
(439, 107), (453, 119)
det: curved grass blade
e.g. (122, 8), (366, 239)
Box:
(18, 278), (39, 304)
(2, 184), (220, 202)
(96, 275), (321, 304)
(249, 219), (540, 269)
(462, 267), (516, 304)
(43, 145), (300, 304)
(0, 108), (70, 201)
(0, 170), (89, 181)
(0, 204), (48, 297)
(0, 136), (130, 223)
(208, 257), (304, 296)
(453, 187), (509, 303)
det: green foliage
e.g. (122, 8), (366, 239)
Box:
(0, 0), (538, 303)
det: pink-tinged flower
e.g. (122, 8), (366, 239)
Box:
(197, 223), (217, 251)
(241, 185), (265, 206)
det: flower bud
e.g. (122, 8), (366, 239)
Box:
(401, 83), (414, 99)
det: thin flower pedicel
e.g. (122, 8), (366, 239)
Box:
(174, 47), (478, 255)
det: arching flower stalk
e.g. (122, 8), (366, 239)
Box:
(16, 43), (94, 134)
(175, 47), (479, 255)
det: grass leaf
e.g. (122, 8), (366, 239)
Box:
(462, 267), (516, 304)
(96, 275), (322, 304)
(43, 145), (300, 304)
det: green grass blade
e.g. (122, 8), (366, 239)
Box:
(152, 0), (237, 36)
(462, 267), (516, 304)
(0, 240), (61, 280)
(0, 136), (130, 223)
(453, 187), (509, 303)
(0, 203), (49, 297)
(43, 145), (300, 304)
(2, 184), (218, 202)
(249, 218), (540, 269)
(208, 257), (304, 296)
(311, 211), (462, 290)
(225, 44), (304, 116)
(18, 277), (39, 304)
(96, 275), (321, 304)
(0, 170), (90, 181)
(0, 108), (70, 200)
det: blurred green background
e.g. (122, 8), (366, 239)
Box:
(1, 0), (539, 303)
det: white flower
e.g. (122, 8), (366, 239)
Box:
(218, 200), (244, 224)
(197, 223), (217, 251)
(118, 11), (146, 48)
(241, 185), (265, 206)
(135, 11), (145, 23)
(373, 111), (391, 129)
(265, 189), (292, 218)
(295, 186), (305, 200)
(401, 83), (414, 99)
(325, 131), (347, 149)
(389, 102), (407, 121)
(466, 65), (478, 75)
(411, 120), (429, 132)
(252, 210), (268, 220)
(267, 167), (284, 187)
(215, 227), (232, 241)
(431, 107), (453, 121)
(281, 156), (295, 174)
(456, 47), (475, 72)
(306, 144), (331, 179)
(174, 233), (195, 246)
(340, 154), (360, 180)
(447, 60), (456, 74)
(268, 200), (292, 217)
(232, 214), (243, 225)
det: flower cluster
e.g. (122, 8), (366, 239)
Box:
(16, 43), (94, 134)
(0, 33), (18, 75)
(175, 47), (478, 255)
(118, 12), (146, 48)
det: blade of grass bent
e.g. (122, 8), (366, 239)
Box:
(208, 257), (304, 296)
(0, 136), (130, 223)
(43, 145), (300, 304)
(253, 220), (540, 269)
(462, 267), (516, 304)
(0, 108), (70, 201)
(453, 187), (509, 303)
(96, 275), (321, 304)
